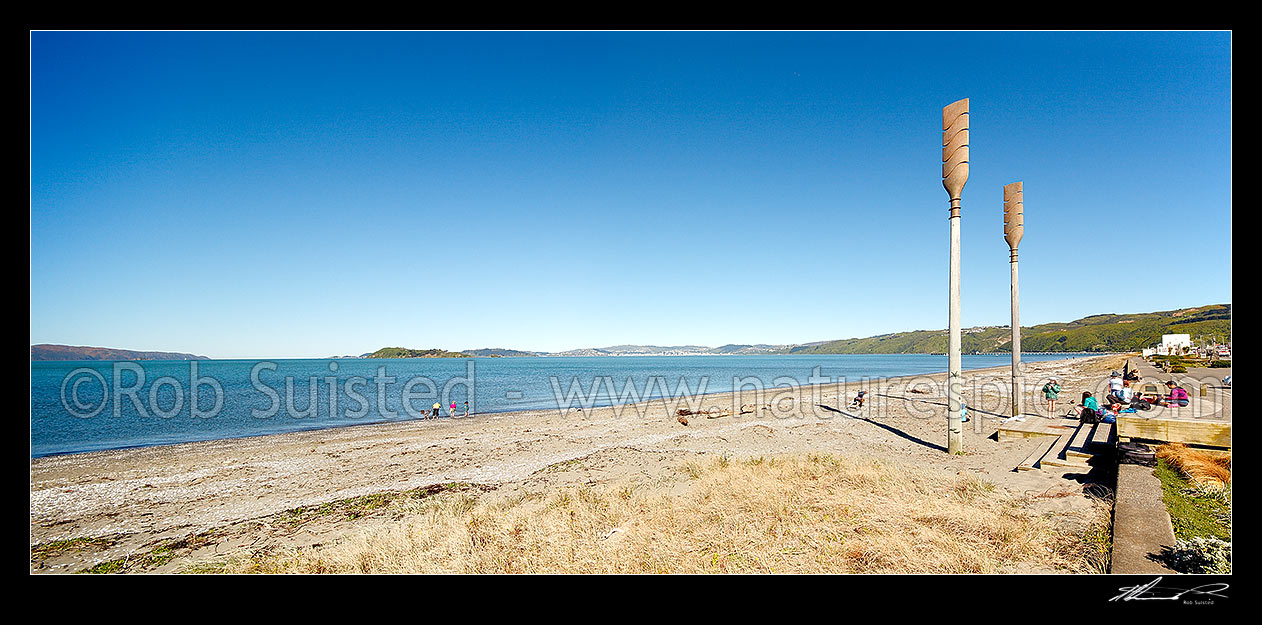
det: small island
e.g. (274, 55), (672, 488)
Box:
(364, 347), (472, 359)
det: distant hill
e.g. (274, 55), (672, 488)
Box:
(364, 347), (472, 359)
(31, 344), (209, 361)
(447, 306), (1230, 358)
(790, 304), (1231, 354)
(1000, 304), (1231, 353)
(713, 344), (789, 354)
(551, 345), (730, 356)
(463, 348), (546, 357)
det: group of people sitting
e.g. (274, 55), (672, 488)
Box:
(1075, 369), (1190, 423)
(1107, 370), (1190, 407)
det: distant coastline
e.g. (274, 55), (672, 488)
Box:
(30, 344), (208, 361)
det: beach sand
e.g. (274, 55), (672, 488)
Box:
(31, 354), (1127, 573)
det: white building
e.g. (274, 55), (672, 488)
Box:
(1159, 334), (1192, 355)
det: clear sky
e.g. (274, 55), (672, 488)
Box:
(30, 31), (1232, 358)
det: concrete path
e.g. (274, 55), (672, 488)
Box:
(1111, 462), (1177, 574)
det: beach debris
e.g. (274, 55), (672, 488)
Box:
(909, 388), (928, 394)
(601, 527), (624, 540)
(676, 406), (747, 419)
(677, 415), (689, 426)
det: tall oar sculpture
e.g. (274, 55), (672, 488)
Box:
(942, 98), (968, 454)
(1004, 181), (1024, 418)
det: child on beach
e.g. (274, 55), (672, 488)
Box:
(463, 400), (470, 417)
(1042, 379), (1061, 415)
(451, 401), (457, 418)
(848, 391), (867, 410)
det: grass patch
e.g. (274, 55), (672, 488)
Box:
(1155, 458), (1231, 542)
(31, 536), (114, 560)
(78, 532), (216, 574)
(538, 458), (584, 474)
(83, 558), (126, 574)
(276, 482), (480, 529)
(211, 454), (1102, 574)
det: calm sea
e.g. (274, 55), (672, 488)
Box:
(31, 353), (1089, 457)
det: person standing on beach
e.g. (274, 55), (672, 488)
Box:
(1042, 379), (1061, 415)
(450, 401), (457, 418)
(431, 402), (440, 420)
(463, 400), (470, 417)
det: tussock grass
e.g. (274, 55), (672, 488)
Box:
(1156, 443), (1231, 490)
(216, 454), (1098, 574)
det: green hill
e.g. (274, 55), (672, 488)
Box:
(364, 347), (472, 359)
(790, 304), (1230, 354)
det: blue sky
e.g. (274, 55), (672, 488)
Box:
(30, 31), (1232, 358)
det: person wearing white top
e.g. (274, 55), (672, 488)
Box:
(1120, 385), (1133, 403)
(1109, 380), (1134, 405)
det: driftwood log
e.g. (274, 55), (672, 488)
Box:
(674, 405), (756, 419)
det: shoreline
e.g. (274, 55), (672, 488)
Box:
(31, 353), (1109, 460)
(32, 353), (1127, 573)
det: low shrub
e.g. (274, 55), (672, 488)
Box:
(1166, 536), (1231, 574)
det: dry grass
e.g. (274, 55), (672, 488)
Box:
(1156, 443), (1231, 490)
(1093, 353), (1135, 374)
(217, 454), (1099, 574)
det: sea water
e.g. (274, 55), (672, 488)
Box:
(31, 353), (1089, 457)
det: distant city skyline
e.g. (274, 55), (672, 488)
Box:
(31, 31), (1232, 358)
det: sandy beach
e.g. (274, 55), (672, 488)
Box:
(31, 354), (1128, 573)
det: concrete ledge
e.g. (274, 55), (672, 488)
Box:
(1110, 462), (1177, 574)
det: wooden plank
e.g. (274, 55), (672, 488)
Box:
(1040, 432), (1091, 469)
(1116, 416), (1231, 448)
(998, 417), (1080, 441)
(1017, 436), (1062, 472)
(1041, 453), (1090, 469)
(1089, 421), (1115, 451)
(1065, 423), (1095, 459)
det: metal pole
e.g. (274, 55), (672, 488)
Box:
(1004, 181), (1024, 418)
(942, 98), (969, 454)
